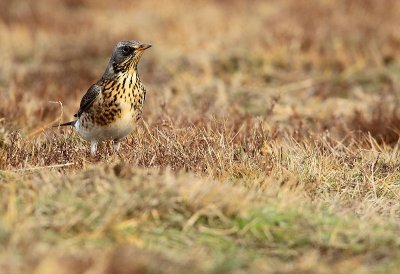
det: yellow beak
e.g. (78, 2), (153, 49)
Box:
(137, 43), (152, 51)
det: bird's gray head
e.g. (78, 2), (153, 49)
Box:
(104, 40), (152, 78)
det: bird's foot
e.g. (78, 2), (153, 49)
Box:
(112, 140), (121, 152)
(90, 141), (98, 156)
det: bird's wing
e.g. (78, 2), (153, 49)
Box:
(74, 84), (103, 118)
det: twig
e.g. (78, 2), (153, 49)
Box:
(142, 119), (156, 144)
(369, 154), (380, 200)
(12, 162), (75, 172)
(274, 78), (316, 94)
(27, 101), (64, 138)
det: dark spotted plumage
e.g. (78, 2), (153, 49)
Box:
(56, 40), (152, 155)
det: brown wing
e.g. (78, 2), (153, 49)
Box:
(74, 84), (103, 118)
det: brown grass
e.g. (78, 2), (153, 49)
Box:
(1, 0), (400, 273)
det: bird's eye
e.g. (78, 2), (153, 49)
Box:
(122, 46), (132, 55)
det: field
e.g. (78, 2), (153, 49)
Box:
(1, 0), (400, 273)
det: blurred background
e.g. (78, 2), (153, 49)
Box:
(1, 2), (400, 273)
(1, 0), (400, 143)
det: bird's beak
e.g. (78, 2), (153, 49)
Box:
(136, 43), (152, 51)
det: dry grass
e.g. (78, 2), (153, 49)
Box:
(1, 0), (400, 273)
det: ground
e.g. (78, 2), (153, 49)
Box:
(1, 0), (400, 273)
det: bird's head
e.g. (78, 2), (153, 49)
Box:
(105, 40), (152, 77)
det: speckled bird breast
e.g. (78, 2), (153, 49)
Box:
(76, 73), (146, 141)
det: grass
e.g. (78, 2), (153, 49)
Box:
(1, 166), (400, 273)
(1, 0), (400, 273)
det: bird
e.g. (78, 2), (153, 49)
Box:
(55, 40), (152, 155)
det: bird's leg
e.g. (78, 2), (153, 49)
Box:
(112, 139), (121, 152)
(90, 141), (98, 156)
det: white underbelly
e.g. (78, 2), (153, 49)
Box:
(75, 111), (136, 142)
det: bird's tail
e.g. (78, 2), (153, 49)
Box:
(53, 121), (76, 128)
